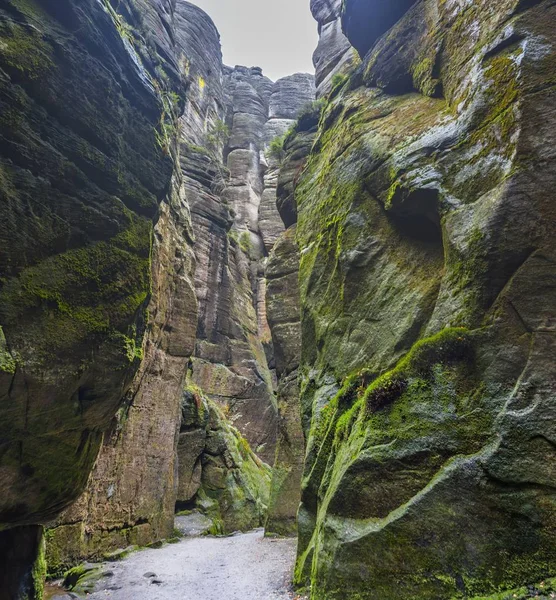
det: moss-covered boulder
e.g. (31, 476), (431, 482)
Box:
(295, 0), (556, 597)
(177, 386), (272, 534)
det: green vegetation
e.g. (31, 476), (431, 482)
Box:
(267, 132), (288, 162)
(470, 578), (556, 600)
(101, 0), (134, 42)
(330, 72), (349, 93)
(296, 97), (327, 126)
(31, 535), (46, 600)
(239, 231), (254, 255)
(0, 18), (54, 80)
(0, 208), (152, 363)
(154, 82), (181, 156)
(362, 327), (473, 414)
(0, 326), (16, 375)
(206, 119), (230, 153)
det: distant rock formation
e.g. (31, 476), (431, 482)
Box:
(311, 0), (359, 96)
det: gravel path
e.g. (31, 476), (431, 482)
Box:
(82, 529), (299, 600)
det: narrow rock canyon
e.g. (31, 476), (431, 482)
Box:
(0, 0), (555, 599)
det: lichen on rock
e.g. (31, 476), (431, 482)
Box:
(294, 0), (556, 597)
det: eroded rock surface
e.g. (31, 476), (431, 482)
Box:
(265, 111), (319, 537)
(44, 2), (316, 574)
(189, 64), (278, 463)
(295, 0), (556, 598)
(311, 0), (359, 96)
(341, 0), (419, 58)
(0, 0), (186, 595)
(43, 1), (216, 575)
(177, 387), (272, 533)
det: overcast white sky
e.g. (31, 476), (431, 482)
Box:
(189, 0), (318, 81)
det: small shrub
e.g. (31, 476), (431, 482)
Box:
(330, 72), (349, 92)
(239, 231), (254, 255)
(296, 97), (327, 122)
(206, 119), (230, 153)
(267, 133), (287, 162)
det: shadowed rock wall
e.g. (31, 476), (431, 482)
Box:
(40, 0), (317, 574)
(189, 66), (314, 465)
(0, 0), (186, 595)
(264, 108), (319, 536)
(44, 0), (226, 573)
(295, 0), (556, 598)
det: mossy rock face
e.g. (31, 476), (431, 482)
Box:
(0, 0), (183, 532)
(265, 228), (304, 536)
(195, 398), (273, 534)
(296, 0), (556, 597)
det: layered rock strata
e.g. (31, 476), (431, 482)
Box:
(295, 0), (556, 598)
(189, 65), (278, 463)
(188, 66), (314, 465)
(265, 111), (319, 536)
(262, 74), (316, 251)
(43, 1), (221, 574)
(44, 1), (317, 572)
(311, 0), (359, 97)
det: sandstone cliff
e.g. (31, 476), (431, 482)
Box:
(0, 0), (186, 596)
(35, 0), (315, 575)
(294, 0), (556, 598)
(264, 107), (320, 536)
(43, 0), (213, 575)
(3, 1), (552, 599)
(311, 0), (359, 97)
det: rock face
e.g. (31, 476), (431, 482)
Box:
(43, 1), (216, 575)
(45, 168), (198, 574)
(41, 0), (316, 573)
(265, 111), (319, 536)
(264, 227), (303, 536)
(189, 64), (278, 464)
(262, 74), (316, 249)
(177, 386), (272, 533)
(189, 66), (315, 465)
(295, 0), (556, 598)
(341, 0), (418, 58)
(0, 0), (185, 595)
(311, 0), (359, 96)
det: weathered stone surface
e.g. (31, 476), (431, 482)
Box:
(265, 227), (304, 536)
(0, 525), (45, 600)
(311, 0), (359, 97)
(266, 228), (302, 377)
(276, 110), (320, 229)
(177, 387), (272, 533)
(0, 0), (188, 591)
(261, 74), (315, 253)
(45, 166), (198, 574)
(295, 0), (556, 598)
(188, 64), (281, 464)
(269, 74), (316, 120)
(0, 0), (182, 530)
